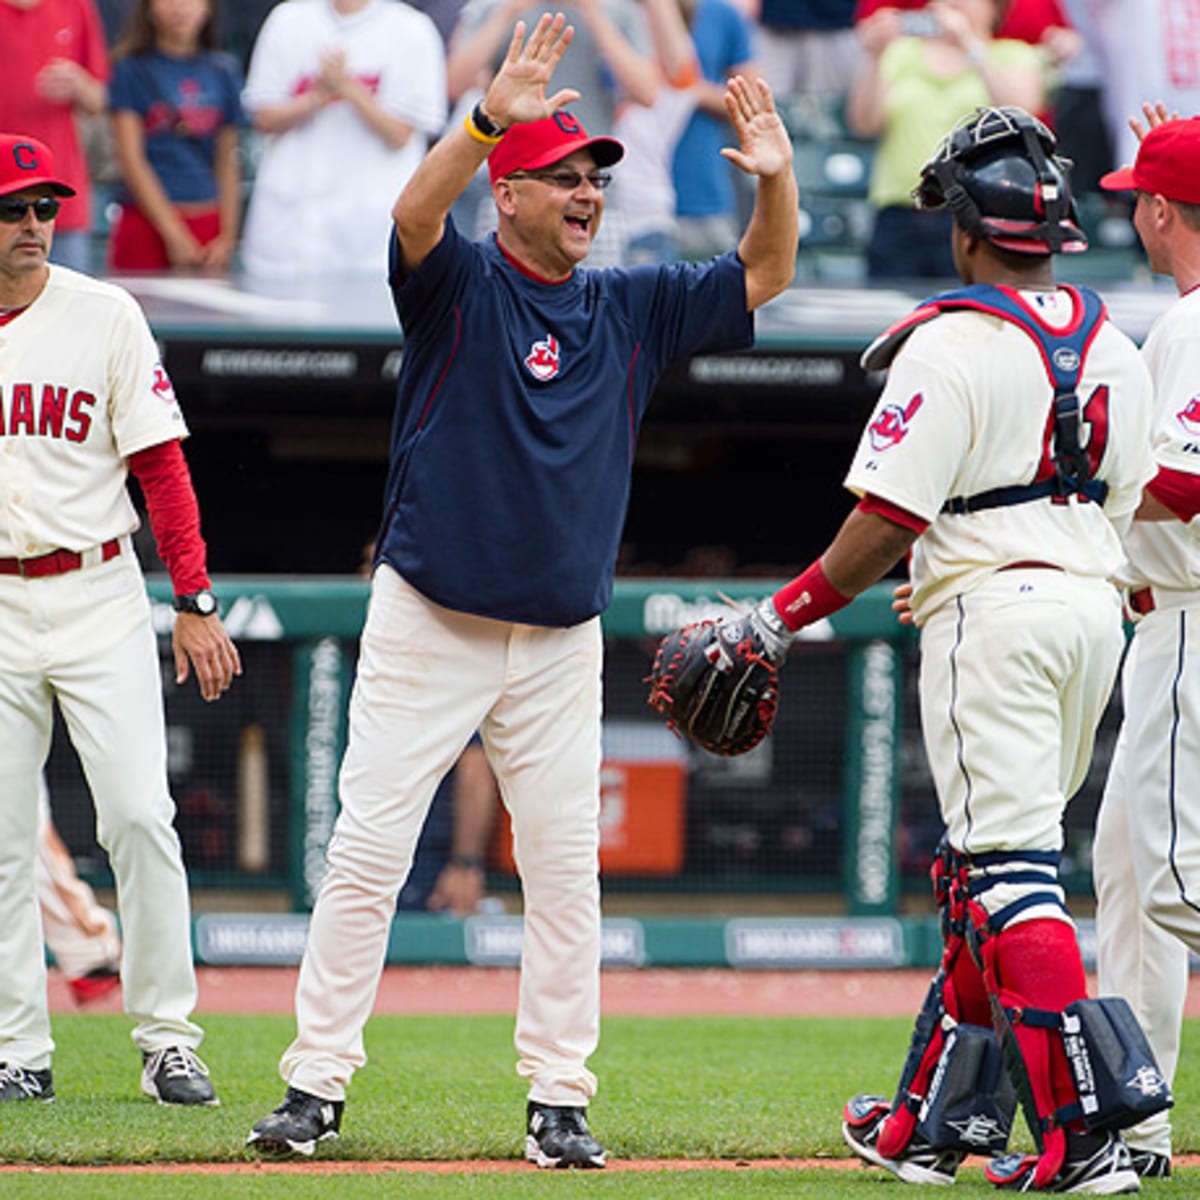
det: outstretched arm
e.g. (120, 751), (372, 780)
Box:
(725, 75), (798, 310)
(392, 13), (579, 273)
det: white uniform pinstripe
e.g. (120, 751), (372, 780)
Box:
(1094, 285), (1200, 1160)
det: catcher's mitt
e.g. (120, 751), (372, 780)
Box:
(646, 616), (780, 756)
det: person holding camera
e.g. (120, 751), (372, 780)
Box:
(848, 0), (1044, 279)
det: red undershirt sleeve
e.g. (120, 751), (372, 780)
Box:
(857, 493), (930, 535)
(1146, 465), (1200, 522)
(127, 439), (211, 595)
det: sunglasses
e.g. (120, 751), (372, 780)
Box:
(509, 170), (613, 191)
(0, 196), (62, 224)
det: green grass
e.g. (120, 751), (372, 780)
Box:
(0, 1012), (1196, 1197)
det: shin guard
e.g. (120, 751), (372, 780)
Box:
(973, 904), (1172, 1189)
(874, 842), (1013, 1160)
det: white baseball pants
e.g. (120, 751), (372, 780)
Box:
(1094, 601), (1200, 1157)
(918, 570), (1123, 922)
(37, 777), (122, 982)
(283, 565), (603, 1105)
(0, 549), (202, 1067)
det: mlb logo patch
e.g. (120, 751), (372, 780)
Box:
(525, 333), (561, 381)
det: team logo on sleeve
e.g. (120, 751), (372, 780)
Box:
(524, 333), (561, 381)
(151, 363), (177, 404)
(868, 393), (923, 452)
(1177, 396), (1200, 436)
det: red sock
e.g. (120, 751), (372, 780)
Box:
(992, 919), (1087, 1126)
(948, 942), (993, 1028)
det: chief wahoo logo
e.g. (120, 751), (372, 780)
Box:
(525, 333), (561, 381)
(151, 362), (177, 403)
(868, 392), (923, 452)
(1177, 396), (1200, 436)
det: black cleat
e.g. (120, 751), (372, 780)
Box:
(842, 1093), (963, 1185)
(1128, 1148), (1170, 1179)
(525, 1101), (606, 1169)
(246, 1086), (344, 1156)
(0, 1064), (54, 1102)
(141, 1046), (218, 1106)
(988, 1129), (1140, 1193)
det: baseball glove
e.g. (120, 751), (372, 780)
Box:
(646, 614), (781, 756)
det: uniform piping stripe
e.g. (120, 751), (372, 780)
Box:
(417, 305), (462, 430)
(626, 343), (641, 450)
(1166, 612), (1200, 915)
(949, 595), (975, 843)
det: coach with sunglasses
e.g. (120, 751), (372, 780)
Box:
(0, 132), (240, 1105)
(247, 11), (799, 1169)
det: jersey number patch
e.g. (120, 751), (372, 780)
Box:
(1034, 384), (1111, 502)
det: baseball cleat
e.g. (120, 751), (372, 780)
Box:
(987, 1129), (1140, 1193)
(842, 1093), (963, 1185)
(246, 1087), (344, 1156)
(0, 1064), (54, 1102)
(68, 965), (121, 1006)
(1127, 1149), (1170, 1178)
(141, 1045), (218, 1107)
(525, 1101), (606, 1169)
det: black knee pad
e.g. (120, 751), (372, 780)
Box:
(915, 1020), (1017, 1155)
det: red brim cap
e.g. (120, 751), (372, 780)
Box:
(488, 111), (623, 186)
(1099, 118), (1200, 203)
(1098, 165), (1136, 192)
(0, 133), (75, 198)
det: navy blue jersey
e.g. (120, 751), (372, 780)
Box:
(377, 219), (753, 626)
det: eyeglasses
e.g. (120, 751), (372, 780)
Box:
(0, 197), (61, 224)
(509, 170), (613, 191)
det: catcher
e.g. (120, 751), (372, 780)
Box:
(650, 106), (1167, 1193)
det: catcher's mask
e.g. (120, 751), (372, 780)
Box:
(914, 106), (1087, 255)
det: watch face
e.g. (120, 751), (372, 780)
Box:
(195, 591), (217, 615)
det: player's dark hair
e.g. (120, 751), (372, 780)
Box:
(112, 0), (220, 61)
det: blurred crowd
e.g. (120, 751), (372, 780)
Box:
(5, 0), (1198, 281)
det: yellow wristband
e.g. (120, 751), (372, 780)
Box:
(460, 100), (504, 145)
(464, 113), (502, 145)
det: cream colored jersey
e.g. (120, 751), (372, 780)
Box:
(0, 266), (187, 558)
(1116, 286), (1200, 592)
(845, 287), (1155, 622)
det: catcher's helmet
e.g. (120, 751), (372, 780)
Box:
(914, 106), (1087, 255)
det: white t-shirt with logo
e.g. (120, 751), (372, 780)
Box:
(241, 0), (447, 279)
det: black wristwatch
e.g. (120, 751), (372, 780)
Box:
(470, 100), (506, 139)
(174, 589), (218, 616)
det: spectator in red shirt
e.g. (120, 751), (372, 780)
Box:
(0, 0), (110, 272)
(855, 0), (1081, 66)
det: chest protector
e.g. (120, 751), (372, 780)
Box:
(862, 283), (1109, 514)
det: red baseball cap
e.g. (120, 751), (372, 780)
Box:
(488, 110), (623, 186)
(1100, 118), (1200, 204)
(0, 133), (75, 198)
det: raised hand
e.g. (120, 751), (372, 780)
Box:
(482, 12), (581, 128)
(720, 75), (792, 180)
(1130, 100), (1176, 142)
